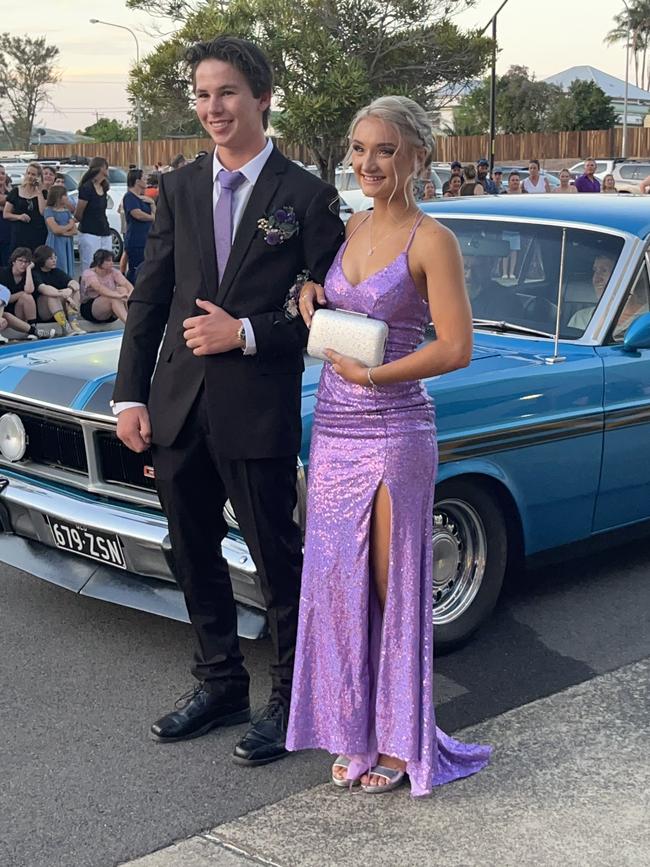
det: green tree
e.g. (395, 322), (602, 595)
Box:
(606, 1), (650, 90)
(453, 66), (562, 135)
(127, 0), (493, 180)
(128, 39), (204, 139)
(78, 117), (136, 142)
(547, 80), (617, 131)
(0, 34), (59, 149)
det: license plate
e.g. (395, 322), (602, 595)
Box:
(45, 517), (126, 569)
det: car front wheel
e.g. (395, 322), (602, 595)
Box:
(110, 229), (124, 262)
(432, 478), (508, 653)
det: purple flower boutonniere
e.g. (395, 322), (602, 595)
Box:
(283, 269), (311, 320)
(258, 206), (299, 246)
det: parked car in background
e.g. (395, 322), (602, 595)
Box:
(1, 196), (649, 651)
(609, 160), (650, 193)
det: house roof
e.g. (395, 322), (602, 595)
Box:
(544, 66), (650, 102)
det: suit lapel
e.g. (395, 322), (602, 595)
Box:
(191, 151), (219, 300)
(215, 146), (287, 307)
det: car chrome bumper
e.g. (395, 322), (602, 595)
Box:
(0, 472), (267, 638)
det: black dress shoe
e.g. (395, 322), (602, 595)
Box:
(151, 685), (250, 742)
(232, 700), (289, 766)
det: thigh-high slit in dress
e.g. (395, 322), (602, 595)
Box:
(286, 215), (491, 797)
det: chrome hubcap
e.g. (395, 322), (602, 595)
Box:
(432, 497), (487, 625)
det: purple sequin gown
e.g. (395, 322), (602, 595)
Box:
(286, 216), (491, 796)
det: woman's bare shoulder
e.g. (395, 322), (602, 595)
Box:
(415, 214), (458, 250)
(345, 210), (371, 237)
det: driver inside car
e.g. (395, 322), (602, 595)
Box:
(465, 256), (526, 322)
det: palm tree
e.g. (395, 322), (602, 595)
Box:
(607, 1), (650, 90)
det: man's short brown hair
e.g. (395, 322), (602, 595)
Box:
(185, 35), (273, 130)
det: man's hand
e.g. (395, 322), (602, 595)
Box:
(183, 299), (241, 355)
(116, 405), (152, 453)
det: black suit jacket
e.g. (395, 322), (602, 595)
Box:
(112, 147), (344, 458)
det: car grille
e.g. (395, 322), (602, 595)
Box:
(96, 432), (156, 491)
(0, 402), (87, 473)
(0, 399), (304, 523)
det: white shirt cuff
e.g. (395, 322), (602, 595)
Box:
(111, 400), (146, 416)
(240, 317), (257, 356)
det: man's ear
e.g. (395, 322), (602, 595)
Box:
(259, 90), (272, 113)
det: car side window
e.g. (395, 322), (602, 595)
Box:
(610, 262), (650, 343)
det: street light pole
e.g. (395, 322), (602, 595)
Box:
(621, 0), (631, 159)
(90, 18), (143, 169)
(483, 0), (512, 175)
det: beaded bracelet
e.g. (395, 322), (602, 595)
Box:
(367, 367), (377, 388)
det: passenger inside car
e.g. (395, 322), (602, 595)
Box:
(567, 253), (617, 331)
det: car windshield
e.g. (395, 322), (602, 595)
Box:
(436, 218), (625, 339)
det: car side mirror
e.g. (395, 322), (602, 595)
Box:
(622, 311), (650, 351)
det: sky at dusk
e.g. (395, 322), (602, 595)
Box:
(2, 0), (630, 133)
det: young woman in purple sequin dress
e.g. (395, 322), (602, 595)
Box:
(285, 96), (492, 796)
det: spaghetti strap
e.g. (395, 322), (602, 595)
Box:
(346, 211), (372, 241)
(405, 212), (425, 252)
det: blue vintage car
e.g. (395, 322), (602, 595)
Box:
(1, 194), (649, 651)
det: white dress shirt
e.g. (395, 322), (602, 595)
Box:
(112, 139), (274, 416)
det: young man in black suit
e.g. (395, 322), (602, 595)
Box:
(113, 36), (344, 765)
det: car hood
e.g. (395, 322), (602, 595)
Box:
(0, 333), (122, 417)
(0, 334), (504, 419)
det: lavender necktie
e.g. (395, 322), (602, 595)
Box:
(214, 169), (246, 282)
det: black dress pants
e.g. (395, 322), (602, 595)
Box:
(152, 389), (303, 705)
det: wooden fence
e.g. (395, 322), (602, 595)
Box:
(37, 136), (311, 167)
(435, 127), (650, 163)
(37, 127), (650, 169)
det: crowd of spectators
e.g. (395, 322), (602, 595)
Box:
(437, 156), (616, 198)
(0, 152), (187, 342)
(0, 147), (640, 345)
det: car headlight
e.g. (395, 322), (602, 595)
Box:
(0, 413), (27, 461)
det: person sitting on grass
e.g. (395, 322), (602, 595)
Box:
(0, 247), (40, 340)
(32, 245), (85, 335)
(80, 248), (133, 325)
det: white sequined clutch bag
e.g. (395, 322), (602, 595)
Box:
(307, 308), (388, 368)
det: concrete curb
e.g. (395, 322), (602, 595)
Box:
(120, 659), (650, 867)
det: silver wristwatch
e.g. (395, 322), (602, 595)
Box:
(237, 322), (247, 351)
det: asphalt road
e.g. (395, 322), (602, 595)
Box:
(1, 535), (650, 867)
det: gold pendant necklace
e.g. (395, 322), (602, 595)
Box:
(367, 213), (418, 257)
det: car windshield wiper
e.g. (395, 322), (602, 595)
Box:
(472, 319), (554, 339)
